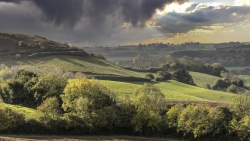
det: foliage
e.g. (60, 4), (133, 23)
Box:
(131, 83), (165, 135)
(166, 104), (184, 129)
(156, 71), (172, 81)
(18, 41), (26, 47)
(15, 54), (21, 59)
(177, 104), (225, 138)
(32, 72), (67, 105)
(172, 69), (195, 85)
(230, 94), (250, 140)
(212, 79), (231, 90)
(145, 73), (154, 80)
(227, 85), (239, 94)
(62, 77), (115, 115)
(6, 70), (38, 107)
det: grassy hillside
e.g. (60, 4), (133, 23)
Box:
(98, 80), (235, 103)
(23, 55), (144, 77)
(238, 75), (250, 86)
(1, 103), (36, 120)
(189, 71), (220, 87)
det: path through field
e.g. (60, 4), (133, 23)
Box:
(0, 136), (178, 141)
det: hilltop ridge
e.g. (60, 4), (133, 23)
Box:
(0, 31), (88, 65)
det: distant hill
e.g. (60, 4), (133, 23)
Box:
(0, 31), (88, 65)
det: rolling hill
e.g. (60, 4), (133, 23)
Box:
(98, 80), (235, 103)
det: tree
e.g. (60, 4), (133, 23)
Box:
(145, 73), (154, 80)
(172, 69), (195, 85)
(177, 104), (224, 138)
(37, 97), (60, 126)
(61, 77), (115, 115)
(230, 94), (250, 140)
(156, 71), (172, 81)
(7, 70), (38, 107)
(32, 72), (67, 106)
(131, 83), (165, 135)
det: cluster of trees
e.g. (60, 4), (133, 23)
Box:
(1, 73), (250, 140)
(172, 45), (250, 67)
(206, 71), (247, 94)
(146, 69), (195, 86)
(132, 55), (226, 77)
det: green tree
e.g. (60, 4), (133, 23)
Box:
(32, 72), (67, 106)
(131, 83), (165, 135)
(145, 73), (154, 80)
(177, 104), (224, 138)
(37, 97), (60, 130)
(172, 69), (195, 85)
(61, 77), (115, 116)
(7, 70), (38, 107)
(166, 104), (184, 129)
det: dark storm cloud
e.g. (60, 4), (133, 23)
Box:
(155, 5), (250, 33)
(0, 0), (188, 45)
(0, 0), (187, 27)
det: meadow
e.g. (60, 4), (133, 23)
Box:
(189, 71), (220, 87)
(98, 80), (235, 103)
(24, 55), (143, 77)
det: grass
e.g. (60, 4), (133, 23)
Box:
(189, 71), (220, 87)
(1, 103), (36, 120)
(238, 75), (250, 86)
(98, 80), (235, 103)
(24, 55), (144, 77)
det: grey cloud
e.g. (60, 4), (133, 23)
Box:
(156, 5), (250, 33)
(0, 0), (187, 45)
(185, 3), (198, 12)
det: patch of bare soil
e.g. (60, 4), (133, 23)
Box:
(0, 136), (172, 141)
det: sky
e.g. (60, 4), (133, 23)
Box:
(0, 0), (250, 47)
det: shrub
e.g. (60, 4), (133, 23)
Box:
(18, 41), (26, 47)
(145, 73), (154, 80)
(212, 79), (231, 90)
(227, 85), (239, 94)
(204, 83), (211, 89)
(156, 71), (172, 81)
(15, 54), (21, 59)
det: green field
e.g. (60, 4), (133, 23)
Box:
(238, 75), (250, 86)
(98, 80), (235, 103)
(24, 55), (143, 77)
(189, 71), (220, 87)
(1, 103), (36, 120)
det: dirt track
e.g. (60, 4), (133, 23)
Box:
(0, 136), (173, 141)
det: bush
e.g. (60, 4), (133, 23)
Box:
(212, 79), (231, 90)
(145, 73), (154, 80)
(227, 85), (239, 94)
(156, 71), (172, 81)
(204, 83), (211, 89)
(18, 41), (26, 47)
(15, 54), (21, 59)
